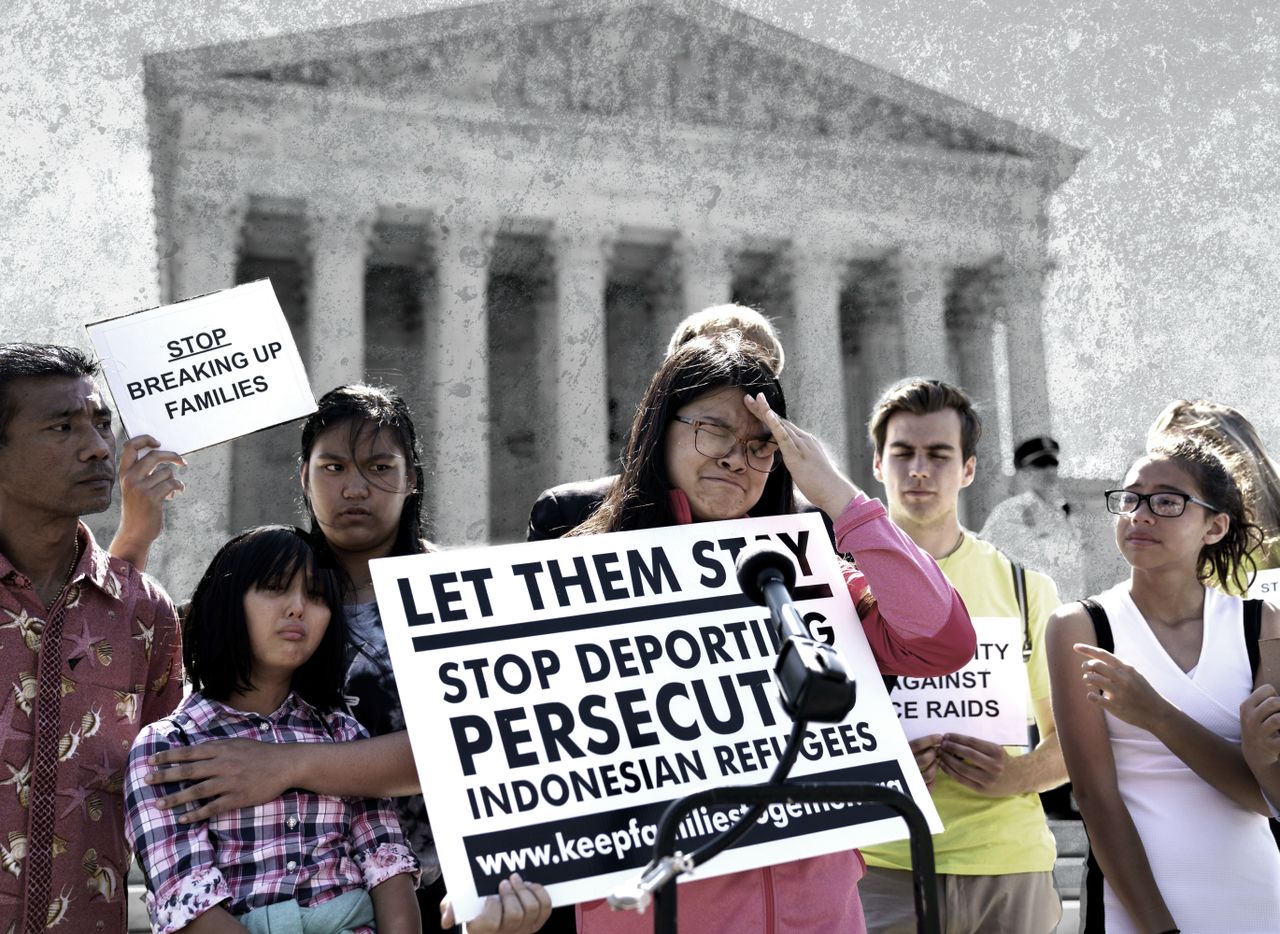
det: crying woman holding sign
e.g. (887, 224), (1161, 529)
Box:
(144, 334), (974, 933)
(561, 332), (975, 934)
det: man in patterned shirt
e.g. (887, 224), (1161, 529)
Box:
(0, 343), (182, 933)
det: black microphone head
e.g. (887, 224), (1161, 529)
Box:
(735, 542), (797, 605)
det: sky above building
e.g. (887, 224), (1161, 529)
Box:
(3, 0), (1277, 478)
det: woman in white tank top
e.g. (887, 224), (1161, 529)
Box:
(1047, 438), (1280, 933)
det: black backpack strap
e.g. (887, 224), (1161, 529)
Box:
(1082, 846), (1107, 933)
(1080, 598), (1114, 653)
(1011, 561), (1031, 661)
(1078, 597), (1114, 933)
(1244, 598), (1263, 680)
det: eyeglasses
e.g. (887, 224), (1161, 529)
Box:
(672, 416), (780, 473)
(1104, 489), (1219, 518)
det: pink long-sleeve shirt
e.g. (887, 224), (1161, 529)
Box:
(577, 490), (974, 934)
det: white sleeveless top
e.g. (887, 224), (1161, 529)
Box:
(1093, 583), (1280, 933)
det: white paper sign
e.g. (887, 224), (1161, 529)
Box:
(1249, 568), (1280, 602)
(889, 616), (1031, 746)
(370, 513), (942, 922)
(85, 280), (316, 454)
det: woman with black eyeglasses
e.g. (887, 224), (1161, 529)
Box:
(569, 332), (975, 934)
(1046, 439), (1280, 933)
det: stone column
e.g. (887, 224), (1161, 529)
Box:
(947, 271), (1001, 525)
(995, 259), (1053, 443)
(789, 243), (850, 471)
(552, 228), (612, 481)
(674, 233), (733, 335)
(306, 202), (373, 394)
(428, 217), (493, 546)
(156, 192), (248, 599)
(894, 252), (952, 383)
(858, 261), (907, 409)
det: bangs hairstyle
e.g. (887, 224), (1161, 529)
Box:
(300, 384), (433, 576)
(1145, 438), (1264, 593)
(184, 526), (347, 711)
(573, 333), (793, 534)
(1149, 398), (1280, 549)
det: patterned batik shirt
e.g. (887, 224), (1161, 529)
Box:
(0, 524), (181, 934)
(344, 600), (441, 884)
(125, 691), (419, 934)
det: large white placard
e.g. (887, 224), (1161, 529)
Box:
(889, 616), (1031, 746)
(85, 280), (316, 454)
(370, 513), (942, 922)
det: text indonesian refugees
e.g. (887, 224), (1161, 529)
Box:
(1047, 438), (1280, 932)
(559, 335), (975, 934)
(0, 343), (182, 934)
(857, 379), (1069, 934)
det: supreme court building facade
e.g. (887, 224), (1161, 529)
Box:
(143, 0), (1082, 596)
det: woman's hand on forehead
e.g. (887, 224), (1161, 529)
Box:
(743, 393), (860, 519)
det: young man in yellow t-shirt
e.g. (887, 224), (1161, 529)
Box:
(858, 379), (1067, 934)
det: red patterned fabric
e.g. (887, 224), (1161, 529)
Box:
(0, 525), (181, 932)
(21, 596), (68, 934)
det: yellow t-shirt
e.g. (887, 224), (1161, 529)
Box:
(862, 533), (1061, 875)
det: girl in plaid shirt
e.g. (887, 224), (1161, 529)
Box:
(125, 525), (421, 933)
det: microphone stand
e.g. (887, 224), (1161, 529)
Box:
(651, 779), (938, 934)
(609, 544), (940, 934)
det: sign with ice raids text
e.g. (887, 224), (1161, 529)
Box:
(1248, 568), (1280, 602)
(370, 513), (942, 922)
(889, 617), (1030, 746)
(85, 280), (316, 454)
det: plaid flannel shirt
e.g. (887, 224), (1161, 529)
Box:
(125, 691), (418, 934)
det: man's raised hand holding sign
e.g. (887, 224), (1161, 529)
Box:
(108, 433), (186, 570)
(86, 280), (316, 456)
(147, 335), (976, 934)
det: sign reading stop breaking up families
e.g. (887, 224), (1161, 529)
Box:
(85, 280), (316, 454)
(888, 617), (1032, 746)
(370, 512), (942, 922)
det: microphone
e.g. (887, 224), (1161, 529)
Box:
(735, 543), (856, 722)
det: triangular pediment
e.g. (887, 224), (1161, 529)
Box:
(152, 0), (1082, 169)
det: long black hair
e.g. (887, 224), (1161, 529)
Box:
(573, 332), (794, 534)
(299, 384), (432, 578)
(184, 525), (347, 711)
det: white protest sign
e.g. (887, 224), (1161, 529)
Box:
(85, 280), (316, 454)
(889, 616), (1030, 746)
(370, 513), (942, 922)
(1249, 568), (1280, 602)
